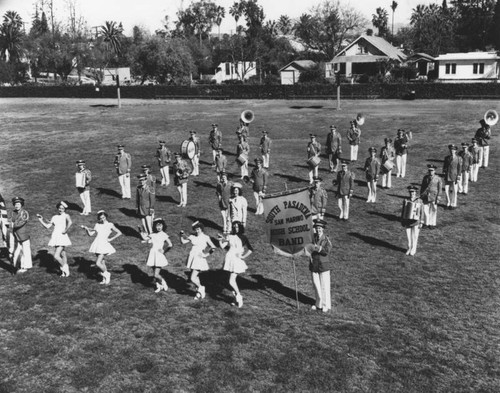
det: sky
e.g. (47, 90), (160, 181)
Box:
(0, 0), (439, 35)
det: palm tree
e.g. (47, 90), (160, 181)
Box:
(99, 21), (122, 62)
(277, 15), (292, 35)
(0, 11), (24, 62)
(229, 1), (244, 34)
(390, 1), (398, 38)
(215, 5), (225, 40)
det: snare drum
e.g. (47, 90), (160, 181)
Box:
(181, 140), (196, 159)
(383, 160), (394, 172)
(236, 154), (247, 165)
(307, 156), (321, 168)
(402, 200), (421, 220)
(75, 172), (86, 188)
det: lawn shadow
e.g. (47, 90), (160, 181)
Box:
(156, 194), (177, 205)
(387, 193), (407, 200)
(34, 249), (60, 275)
(274, 173), (306, 184)
(199, 159), (212, 166)
(72, 256), (99, 280)
(121, 263), (154, 288)
(427, 158), (444, 163)
(348, 232), (406, 252)
(90, 104), (117, 108)
(193, 180), (216, 190)
(96, 187), (121, 199)
(289, 105), (324, 110)
(294, 164), (311, 170)
(118, 207), (137, 218)
(222, 149), (236, 157)
(0, 250), (16, 274)
(354, 179), (367, 187)
(64, 201), (82, 213)
(249, 274), (315, 306)
(186, 216), (220, 231)
(115, 223), (141, 239)
(367, 211), (400, 222)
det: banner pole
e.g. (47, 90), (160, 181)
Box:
(292, 256), (299, 311)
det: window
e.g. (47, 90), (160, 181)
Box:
(473, 63), (485, 74)
(445, 63), (456, 74)
(225, 63), (230, 75)
(451, 63), (456, 74)
(445, 64), (450, 74)
(357, 44), (368, 54)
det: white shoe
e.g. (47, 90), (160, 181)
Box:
(199, 285), (206, 299)
(17, 268), (27, 273)
(235, 293), (243, 308)
(161, 281), (168, 291)
(155, 282), (162, 293)
(406, 249), (411, 255)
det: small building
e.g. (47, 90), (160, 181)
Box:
(435, 52), (500, 83)
(212, 61), (257, 84)
(328, 34), (407, 80)
(406, 53), (435, 79)
(100, 67), (132, 85)
(279, 60), (317, 85)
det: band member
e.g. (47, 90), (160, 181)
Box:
(364, 147), (380, 203)
(114, 144), (132, 199)
(469, 138), (480, 182)
(380, 138), (395, 189)
(334, 160), (354, 221)
(347, 120), (361, 162)
(236, 134), (250, 179)
(401, 186), (424, 256)
(214, 148), (227, 182)
(218, 220), (253, 308)
(310, 176), (327, 221)
(189, 131), (201, 176)
(238, 119), (249, 139)
(37, 201), (72, 276)
(458, 142), (473, 195)
(209, 123), (222, 165)
(305, 219), (332, 313)
(229, 183), (247, 227)
(180, 221), (216, 300)
(307, 134), (321, 184)
(156, 140), (171, 186)
(216, 172), (233, 234)
(81, 210), (122, 285)
(326, 125), (342, 173)
(394, 129), (409, 178)
(10, 197), (32, 273)
(443, 144), (462, 210)
(75, 160), (92, 215)
(420, 164), (442, 229)
(141, 164), (156, 195)
(139, 218), (172, 293)
(259, 129), (272, 169)
(136, 174), (155, 234)
(173, 152), (192, 207)
(475, 119), (491, 168)
(250, 158), (268, 215)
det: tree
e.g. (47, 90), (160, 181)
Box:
(450, 0), (496, 50)
(229, 1), (245, 33)
(390, 1), (398, 37)
(489, 0), (500, 49)
(0, 10), (25, 63)
(277, 15), (292, 35)
(175, 0), (218, 46)
(372, 7), (389, 37)
(214, 5), (225, 40)
(99, 21), (123, 63)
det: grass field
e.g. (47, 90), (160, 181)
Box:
(0, 97), (499, 393)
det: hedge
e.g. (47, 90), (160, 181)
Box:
(0, 82), (499, 100)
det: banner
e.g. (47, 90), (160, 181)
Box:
(262, 187), (313, 257)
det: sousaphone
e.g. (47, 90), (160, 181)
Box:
(484, 109), (499, 126)
(355, 113), (365, 126)
(241, 110), (255, 124)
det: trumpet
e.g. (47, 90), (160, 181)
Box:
(484, 109), (498, 126)
(241, 110), (255, 124)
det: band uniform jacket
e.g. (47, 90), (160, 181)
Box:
(420, 174), (443, 204)
(307, 141), (321, 158)
(156, 146), (171, 168)
(76, 168), (92, 191)
(347, 127), (361, 146)
(216, 181), (233, 210)
(326, 132), (342, 154)
(173, 159), (191, 186)
(474, 126), (491, 147)
(250, 168), (268, 193)
(11, 208), (30, 242)
(443, 155), (463, 182)
(114, 152), (132, 175)
(260, 135), (272, 154)
(147, 174), (156, 194)
(136, 185), (155, 217)
(309, 233), (332, 273)
(394, 135), (409, 156)
(215, 154), (227, 173)
(364, 157), (380, 181)
(335, 169), (355, 197)
(310, 186), (328, 216)
(209, 129), (222, 150)
(469, 145), (480, 164)
(401, 197), (424, 228)
(237, 140), (250, 160)
(458, 150), (473, 172)
(380, 145), (395, 172)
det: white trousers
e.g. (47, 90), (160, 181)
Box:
(423, 202), (438, 226)
(350, 145), (359, 161)
(254, 192), (264, 215)
(240, 161), (248, 178)
(381, 170), (392, 188)
(177, 183), (188, 206)
(160, 165), (170, 186)
(118, 174), (131, 198)
(367, 180), (377, 202)
(458, 171), (469, 194)
(79, 189), (91, 214)
(405, 226), (420, 255)
(191, 155), (200, 176)
(396, 154), (407, 178)
(470, 163), (479, 182)
(337, 196), (350, 219)
(311, 271), (331, 311)
(308, 166), (319, 183)
(262, 153), (270, 168)
(13, 239), (32, 269)
(444, 183), (458, 207)
(220, 209), (231, 234)
(478, 146), (489, 167)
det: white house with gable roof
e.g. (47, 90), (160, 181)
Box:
(435, 52), (500, 82)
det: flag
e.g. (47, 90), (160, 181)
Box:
(262, 187), (314, 257)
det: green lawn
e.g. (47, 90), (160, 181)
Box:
(0, 97), (499, 393)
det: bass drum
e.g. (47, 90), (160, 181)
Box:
(181, 140), (196, 159)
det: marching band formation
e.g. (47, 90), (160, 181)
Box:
(0, 107), (497, 311)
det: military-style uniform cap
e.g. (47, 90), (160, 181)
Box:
(313, 218), (327, 228)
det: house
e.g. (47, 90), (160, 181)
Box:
(406, 53), (435, 79)
(212, 61), (257, 84)
(278, 60), (317, 85)
(435, 52), (500, 83)
(327, 34), (407, 80)
(100, 67), (131, 85)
